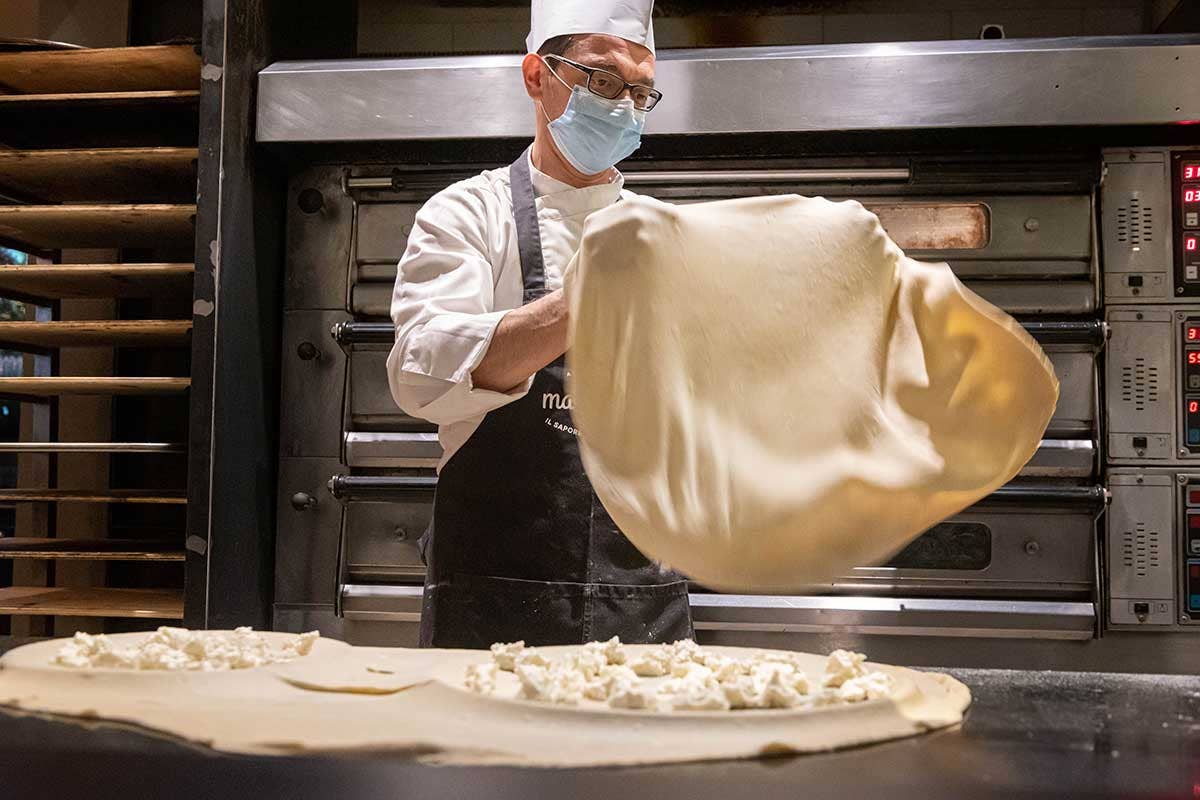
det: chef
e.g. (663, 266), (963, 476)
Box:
(387, 0), (694, 649)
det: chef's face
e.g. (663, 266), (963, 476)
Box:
(524, 34), (656, 122)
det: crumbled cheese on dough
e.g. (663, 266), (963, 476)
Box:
(837, 670), (895, 702)
(515, 661), (586, 705)
(582, 635), (627, 665)
(583, 664), (639, 701)
(822, 648), (868, 688)
(53, 627), (318, 671)
(474, 639), (894, 712)
(628, 645), (672, 677)
(464, 662), (498, 695)
(490, 640), (525, 670)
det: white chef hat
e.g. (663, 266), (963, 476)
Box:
(526, 0), (656, 55)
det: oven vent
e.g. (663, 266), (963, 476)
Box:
(1120, 358), (1160, 412)
(1115, 197), (1154, 246)
(1121, 522), (1160, 577)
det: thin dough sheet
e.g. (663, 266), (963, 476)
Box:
(566, 194), (1058, 591)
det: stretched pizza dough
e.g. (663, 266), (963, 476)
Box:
(0, 634), (969, 766)
(565, 194), (1058, 591)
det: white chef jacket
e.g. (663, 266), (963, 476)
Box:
(387, 151), (631, 470)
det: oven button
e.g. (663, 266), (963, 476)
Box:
(1187, 212), (1199, 228)
(1190, 375), (1200, 389)
(1189, 266), (1200, 282)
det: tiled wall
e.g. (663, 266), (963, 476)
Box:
(358, 0), (1150, 56)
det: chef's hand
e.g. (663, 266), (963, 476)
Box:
(471, 289), (568, 393)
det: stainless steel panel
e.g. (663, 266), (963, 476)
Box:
(1106, 307), (1174, 460)
(965, 281), (1095, 315)
(279, 310), (348, 459)
(356, 201), (421, 264)
(348, 348), (431, 430)
(1106, 471), (1176, 626)
(1023, 439), (1095, 478)
(1101, 149), (1171, 303)
(835, 509), (1094, 596)
(258, 37), (1200, 142)
(351, 283), (391, 318)
(341, 584), (424, 621)
(1044, 350), (1096, 437)
(286, 166), (353, 310)
(345, 499), (431, 581)
(275, 457), (344, 605)
(689, 595), (1094, 640)
(345, 431), (441, 469)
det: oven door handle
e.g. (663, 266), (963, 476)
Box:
(1020, 320), (1108, 348)
(977, 484), (1108, 511)
(331, 320), (394, 352)
(622, 168), (912, 185)
(332, 319), (1107, 349)
(328, 474), (438, 502)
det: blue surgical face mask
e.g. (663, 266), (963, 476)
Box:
(542, 68), (646, 175)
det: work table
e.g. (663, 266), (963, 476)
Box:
(0, 666), (1197, 799)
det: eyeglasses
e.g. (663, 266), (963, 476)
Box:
(543, 54), (663, 112)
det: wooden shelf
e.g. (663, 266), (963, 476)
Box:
(0, 204), (195, 251)
(0, 263), (193, 299)
(0, 45), (201, 94)
(0, 489), (186, 504)
(0, 320), (192, 349)
(0, 90), (200, 110)
(0, 377), (190, 398)
(0, 442), (185, 454)
(0, 586), (183, 619)
(0, 539), (183, 562)
(0, 147), (198, 203)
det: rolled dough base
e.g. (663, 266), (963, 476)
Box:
(0, 633), (969, 766)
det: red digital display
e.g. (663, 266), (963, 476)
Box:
(1191, 400), (1199, 413)
(1187, 164), (1200, 181)
(1188, 327), (1200, 341)
(1186, 187), (1200, 204)
(1188, 352), (1200, 365)
(1188, 236), (1200, 253)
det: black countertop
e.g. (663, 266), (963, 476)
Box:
(1, 668), (1198, 799)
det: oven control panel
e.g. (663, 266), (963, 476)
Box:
(1182, 476), (1200, 624)
(1174, 152), (1200, 294)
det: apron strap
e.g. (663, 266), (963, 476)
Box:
(509, 146), (549, 303)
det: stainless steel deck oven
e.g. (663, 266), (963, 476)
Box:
(259, 35), (1200, 671)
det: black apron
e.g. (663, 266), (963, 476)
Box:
(418, 149), (694, 649)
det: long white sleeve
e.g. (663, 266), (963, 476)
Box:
(387, 180), (533, 425)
